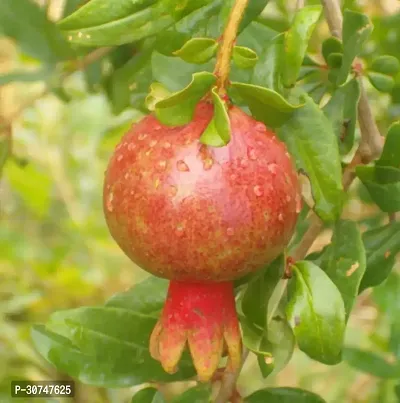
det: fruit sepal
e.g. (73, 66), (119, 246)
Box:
(149, 280), (241, 382)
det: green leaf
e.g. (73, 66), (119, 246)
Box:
(0, 132), (11, 179)
(171, 384), (212, 403)
(0, 0), (74, 63)
(241, 256), (284, 329)
(370, 55), (400, 76)
(59, 0), (156, 30)
(241, 316), (295, 377)
(0, 69), (50, 85)
(395, 384), (400, 400)
(5, 162), (52, 217)
(145, 82), (172, 111)
(327, 53), (343, 69)
(337, 10), (373, 85)
(173, 37), (218, 64)
(373, 272), (400, 317)
(286, 261), (346, 365)
(278, 95), (344, 222)
(131, 388), (165, 403)
(231, 82), (302, 128)
(245, 387), (326, 403)
(360, 222), (400, 291)
(344, 348), (400, 379)
(232, 46), (258, 69)
(251, 33), (284, 91)
(389, 321), (400, 360)
(316, 220), (366, 320)
(356, 165), (400, 213)
(31, 277), (196, 387)
(199, 86), (231, 147)
(368, 72), (395, 93)
(155, 71), (215, 126)
(323, 79), (360, 155)
(377, 122), (400, 168)
(322, 37), (343, 64)
(63, 6), (174, 46)
(281, 6), (322, 88)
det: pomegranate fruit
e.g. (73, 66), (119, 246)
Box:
(103, 101), (301, 381)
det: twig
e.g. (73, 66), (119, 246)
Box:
(214, 0), (250, 94)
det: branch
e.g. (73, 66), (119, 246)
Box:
(214, 0), (250, 94)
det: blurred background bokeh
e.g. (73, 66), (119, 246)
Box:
(1, 0), (400, 402)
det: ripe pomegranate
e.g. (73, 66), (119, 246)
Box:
(103, 101), (301, 381)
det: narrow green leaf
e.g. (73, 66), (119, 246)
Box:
(368, 72), (395, 93)
(232, 46), (258, 69)
(252, 33), (284, 91)
(323, 79), (360, 155)
(59, 0), (156, 30)
(322, 37), (343, 64)
(356, 165), (400, 213)
(282, 6), (322, 87)
(377, 122), (400, 168)
(344, 348), (400, 379)
(337, 10), (373, 85)
(145, 82), (172, 111)
(171, 384), (212, 403)
(0, 69), (50, 85)
(0, 132), (11, 178)
(241, 256), (284, 329)
(131, 388), (165, 403)
(360, 222), (400, 291)
(199, 86), (231, 147)
(155, 71), (216, 126)
(278, 95), (344, 222)
(241, 316), (295, 377)
(395, 384), (400, 400)
(286, 261), (346, 364)
(0, 0), (74, 63)
(245, 387), (326, 403)
(370, 55), (400, 76)
(31, 277), (195, 387)
(173, 37), (218, 64)
(389, 320), (400, 360)
(317, 220), (366, 320)
(63, 6), (174, 46)
(231, 82), (302, 128)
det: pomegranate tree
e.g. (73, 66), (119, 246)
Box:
(103, 101), (300, 381)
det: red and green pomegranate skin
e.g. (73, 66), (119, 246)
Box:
(103, 101), (301, 381)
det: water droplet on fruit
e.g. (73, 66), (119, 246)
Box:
(158, 160), (167, 170)
(168, 185), (178, 197)
(255, 122), (265, 132)
(175, 224), (184, 237)
(267, 163), (277, 174)
(138, 133), (147, 140)
(278, 213), (284, 221)
(248, 148), (257, 160)
(226, 227), (234, 236)
(295, 195), (302, 213)
(124, 172), (129, 180)
(117, 155), (123, 162)
(149, 140), (158, 147)
(203, 158), (213, 170)
(164, 142), (171, 148)
(154, 178), (160, 189)
(177, 160), (190, 172)
(253, 185), (263, 197)
(107, 193), (114, 212)
(286, 195), (291, 202)
(145, 149), (152, 156)
(128, 143), (136, 151)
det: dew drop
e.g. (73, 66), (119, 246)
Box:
(154, 178), (160, 189)
(175, 224), (184, 237)
(248, 148), (257, 160)
(267, 163), (278, 174)
(149, 140), (158, 147)
(177, 160), (190, 172)
(107, 193), (114, 212)
(124, 172), (129, 180)
(226, 227), (234, 236)
(164, 142), (171, 148)
(117, 155), (123, 162)
(203, 158), (213, 170)
(255, 122), (266, 132)
(138, 133), (147, 140)
(253, 185), (263, 197)
(278, 213), (284, 221)
(158, 160), (167, 170)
